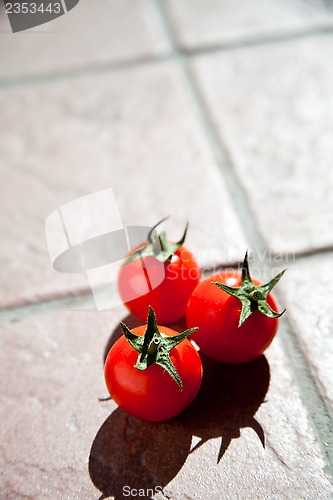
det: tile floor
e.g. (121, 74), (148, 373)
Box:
(1, 0), (333, 498)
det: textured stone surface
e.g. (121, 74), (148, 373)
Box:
(0, 0), (170, 79)
(166, 0), (333, 50)
(0, 61), (247, 308)
(0, 311), (332, 499)
(192, 35), (333, 254)
(279, 254), (333, 413)
(1, 2), (333, 498)
(0, 309), (122, 499)
(162, 340), (333, 500)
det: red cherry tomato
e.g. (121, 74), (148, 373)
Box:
(104, 307), (202, 422)
(118, 221), (200, 324)
(186, 254), (285, 364)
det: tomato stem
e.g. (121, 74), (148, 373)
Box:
(212, 251), (286, 327)
(147, 216), (169, 244)
(120, 306), (198, 389)
(121, 218), (189, 267)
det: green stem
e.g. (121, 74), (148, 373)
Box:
(212, 252), (286, 327)
(122, 218), (189, 267)
(121, 306), (198, 389)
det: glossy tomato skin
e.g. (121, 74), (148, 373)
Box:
(104, 325), (203, 422)
(186, 271), (279, 364)
(118, 245), (200, 324)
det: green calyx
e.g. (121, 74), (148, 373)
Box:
(212, 251), (286, 327)
(120, 306), (198, 389)
(122, 217), (188, 267)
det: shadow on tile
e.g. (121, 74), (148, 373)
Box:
(89, 408), (191, 500)
(89, 315), (270, 499)
(180, 353), (270, 462)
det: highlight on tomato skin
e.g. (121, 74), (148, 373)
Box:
(104, 307), (203, 422)
(186, 253), (286, 364)
(117, 218), (201, 325)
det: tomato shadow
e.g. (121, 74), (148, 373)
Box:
(89, 408), (192, 500)
(89, 314), (270, 498)
(180, 353), (270, 462)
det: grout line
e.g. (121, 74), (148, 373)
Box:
(154, 0), (265, 249)
(154, 0), (333, 474)
(0, 249), (313, 325)
(0, 261), (241, 324)
(284, 245), (333, 260)
(181, 60), (265, 247)
(0, 257), (283, 325)
(0, 292), (95, 323)
(1, 248), (333, 324)
(278, 319), (333, 469)
(1, 24), (333, 90)
(0, 53), (172, 91)
(183, 24), (333, 56)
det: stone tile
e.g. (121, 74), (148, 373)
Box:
(166, 0), (333, 50)
(0, 308), (123, 499)
(162, 340), (333, 499)
(0, 0), (170, 79)
(192, 35), (333, 254)
(279, 253), (333, 413)
(1, 311), (332, 499)
(0, 61), (247, 308)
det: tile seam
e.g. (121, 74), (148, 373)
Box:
(1, 23), (333, 90)
(182, 24), (333, 55)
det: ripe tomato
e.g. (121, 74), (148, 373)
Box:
(104, 306), (203, 422)
(186, 253), (285, 364)
(118, 219), (200, 324)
